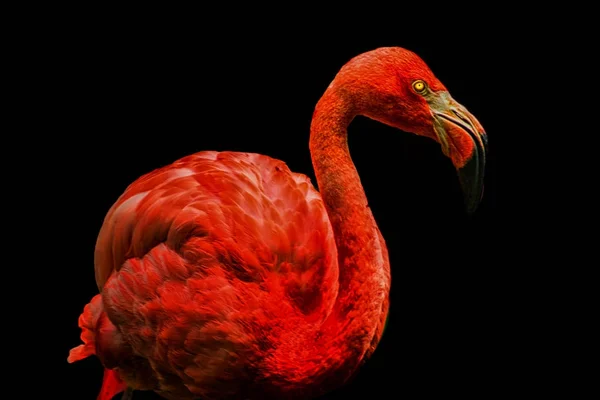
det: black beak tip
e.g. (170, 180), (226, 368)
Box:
(464, 197), (481, 215)
(457, 156), (485, 216)
(465, 204), (476, 215)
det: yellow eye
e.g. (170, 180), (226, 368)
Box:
(412, 80), (427, 94)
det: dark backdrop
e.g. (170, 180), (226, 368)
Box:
(43, 17), (528, 399)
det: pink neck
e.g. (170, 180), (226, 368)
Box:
(262, 84), (390, 395)
(309, 87), (385, 300)
(309, 85), (388, 380)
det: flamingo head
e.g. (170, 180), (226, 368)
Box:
(338, 47), (488, 214)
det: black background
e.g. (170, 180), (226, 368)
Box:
(36, 12), (551, 399)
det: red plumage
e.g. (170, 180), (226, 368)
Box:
(71, 152), (343, 398)
(69, 47), (486, 399)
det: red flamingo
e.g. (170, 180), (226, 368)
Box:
(68, 47), (487, 400)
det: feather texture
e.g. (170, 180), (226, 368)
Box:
(91, 151), (339, 398)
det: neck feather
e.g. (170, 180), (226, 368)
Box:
(262, 84), (390, 395)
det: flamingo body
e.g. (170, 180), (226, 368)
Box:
(69, 47), (486, 400)
(71, 151), (367, 399)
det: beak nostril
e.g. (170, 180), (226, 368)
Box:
(452, 109), (469, 123)
(452, 108), (485, 143)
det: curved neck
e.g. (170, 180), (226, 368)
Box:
(262, 84), (390, 395)
(309, 85), (388, 381)
(309, 87), (384, 301)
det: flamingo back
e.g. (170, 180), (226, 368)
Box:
(90, 151), (340, 397)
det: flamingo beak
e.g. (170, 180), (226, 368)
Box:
(429, 91), (488, 214)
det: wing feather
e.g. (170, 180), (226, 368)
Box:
(95, 151), (338, 315)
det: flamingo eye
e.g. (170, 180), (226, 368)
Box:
(412, 80), (428, 94)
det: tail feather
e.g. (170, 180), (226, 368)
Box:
(98, 368), (128, 400)
(69, 294), (129, 399)
(68, 294), (104, 363)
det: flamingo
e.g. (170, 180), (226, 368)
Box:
(68, 46), (487, 400)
